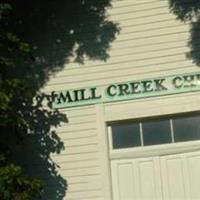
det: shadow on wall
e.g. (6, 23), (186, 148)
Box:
(7, 0), (120, 199)
(168, 0), (200, 65)
(16, 97), (68, 200)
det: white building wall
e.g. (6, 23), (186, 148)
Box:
(42, 0), (200, 199)
(50, 106), (106, 200)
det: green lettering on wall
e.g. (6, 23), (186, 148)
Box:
(52, 72), (200, 109)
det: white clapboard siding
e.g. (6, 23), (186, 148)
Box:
(56, 159), (100, 171)
(105, 91), (200, 122)
(58, 166), (101, 178)
(47, 49), (191, 86)
(51, 46), (189, 75)
(51, 152), (99, 163)
(117, 19), (186, 34)
(45, 67), (200, 92)
(114, 24), (188, 42)
(41, 0), (200, 199)
(54, 122), (97, 133)
(110, 6), (170, 20)
(45, 64), (198, 92)
(66, 174), (102, 184)
(57, 129), (98, 140)
(51, 144), (98, 156)
(47, 105), (104, 199)
(60, 106), (96, 116)
(46, 190), (103, 200)
(63, 136), (98, 147)
(109, 0), (168, 14)
(48, 51), (191, 78)
(113, 0), (158, 5)
(64, 190), (103, 200)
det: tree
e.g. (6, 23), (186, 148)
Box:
(0, 1), (119, 199)
(0, 4), (44, 199)
(168, 0), (200, 65)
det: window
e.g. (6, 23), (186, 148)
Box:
(173, 115), (200, 142)
(112, 123), (140, 149)
(143, 119), (171, 146)
(109, 113), (200, 149)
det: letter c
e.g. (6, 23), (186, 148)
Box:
(173, 76), (183, 88)
(107, 85), (117, 97)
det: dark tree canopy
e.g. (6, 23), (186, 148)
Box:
(169, 0), (200, 21)
(168, 0), (200, 65)
(4, 0), (119, 91)
(0, 1), (119, 199)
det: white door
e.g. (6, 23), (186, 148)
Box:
(111, 151), (200, 200)
(111, 157), (162, 200)
(160, 151), (200, 200)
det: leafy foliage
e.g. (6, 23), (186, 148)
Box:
(168, 0), (200, 65)
(0, 4), (44, 199)
(0, 163), (43, 200)
(0, 1), (119, 199)
(169, 0), (200, 21)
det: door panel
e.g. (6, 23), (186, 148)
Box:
(161, 151), (200, 200)
(136, 157), (162, 200)
(111, 160), (137, 200)
(111, 157), (162, 200)
(160, 155), (188, 200)
(111, 151), (200, 200)
(187, 153), (200, 199)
